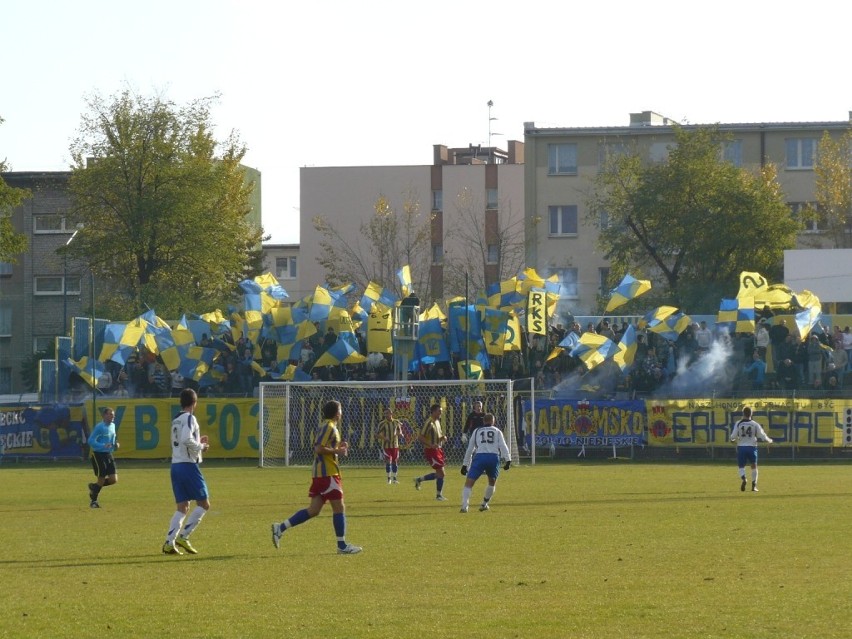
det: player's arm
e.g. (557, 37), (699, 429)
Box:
(178, 420), (204, 454)
(756, 424), (773, 443)
(497, 430), (511, 461)
(314, 426), (348, 456)
(462, 433), (477, 467)
(87, 424), (104, 448)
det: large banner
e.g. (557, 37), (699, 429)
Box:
(0, 404), (88, 458)
(523, 398), (647, 447)
(523, 397), (848, 448)
(645, 398), (845, 447)
(99, 398), (259, 458)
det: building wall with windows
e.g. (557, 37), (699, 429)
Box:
(261, 243), (301, 298)
(524, 112), (852, 315)
(1, 166), (263, 395)
(298, 142), (524, 305)
(0, 172), (85, 395)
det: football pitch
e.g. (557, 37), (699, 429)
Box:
(1, 459), (850, 639)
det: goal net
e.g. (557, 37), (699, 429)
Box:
(259, 379), (519, 468)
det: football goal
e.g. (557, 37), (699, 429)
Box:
(258, 379), (520, 467)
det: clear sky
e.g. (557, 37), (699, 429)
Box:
(2, 1), (850, 245)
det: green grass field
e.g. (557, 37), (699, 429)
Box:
(1, 459), (850, 639)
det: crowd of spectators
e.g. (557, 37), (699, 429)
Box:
(71, 314), (852, 401)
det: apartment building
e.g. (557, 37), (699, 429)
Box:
(523, 111), (852, 315)
(0, 167), (262, 395)
(298, 141), (525, 305)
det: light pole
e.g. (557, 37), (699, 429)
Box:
(63, 229), (79, 336)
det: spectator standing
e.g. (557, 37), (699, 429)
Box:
(742, 351), (766, 391)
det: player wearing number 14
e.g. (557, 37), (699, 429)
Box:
(460, 413), (511, 512)
(730, 406), (773, 492)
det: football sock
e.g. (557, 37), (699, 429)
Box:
(333, 513), (346, 549)
(483, 485), (495, 503)
(461, 486), (472, 508)
(391, 463), (398, 475)
(436, 477), (444, 494)
(739, 469), (746, 479)
(385, 463), (392, 475)
(166, 511), (186, 544)
(424, 473), (436, 482)
(181, 505), (207, 537)
(285, 508), (311, 529)
(92, 484), (102, 497)
(752, 469), (758, 483)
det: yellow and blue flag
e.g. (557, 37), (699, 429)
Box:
(397, 265), (413, 298)
(605, 274), (652, 313)
(716, 297), (755, 334)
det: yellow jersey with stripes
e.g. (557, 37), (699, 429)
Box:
(312, 419), (341, 478)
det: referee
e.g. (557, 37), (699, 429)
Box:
(87, 406), (120, 508)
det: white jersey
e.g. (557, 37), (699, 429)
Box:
(730, 418), (773, 447)
(171, 411), (204, 463)
(463, 424), (511, 467)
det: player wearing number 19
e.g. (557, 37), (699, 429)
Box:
(730, 406), (773, 492)
(271, 400), (362, 554)
(460, 413), (511, 513)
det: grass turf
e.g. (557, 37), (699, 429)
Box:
(0, 459), (850, 638)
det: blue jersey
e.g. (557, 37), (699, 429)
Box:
(87, 420), (116, 453)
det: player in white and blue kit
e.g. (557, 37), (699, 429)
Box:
(730, 406), (773, 492)
(459, 413), (511, 512)
(162, 389), (210, 555)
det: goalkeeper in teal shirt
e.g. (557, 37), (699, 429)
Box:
(87, 407), (120, 508)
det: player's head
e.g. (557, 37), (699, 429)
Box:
(323, 400), (342, 420)
(180, 388), (197, 409)
(474, 400), (483, 412)
(430, 404), (441, 417)
(100, 406), (115, 422)
(384, 407), (392, 419)
(742, 406), (752, 419)
(484, 412), (495, 426)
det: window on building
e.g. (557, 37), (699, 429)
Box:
(548, 205), (578, 236)
(0, 262), (12, 276)
(486, 188), (498, 209)
(721, 140), (743, 167)
(34, 275), (79, 295)
(553, 268), (579, 299)
(599, 268), (611, 295)
(0, 368), (10, 394)
(0, 303), (11, 337)
(432, 190), (443, 211)
(786, 138), (817, 169)
(548, 144), (577, 175)
(789, 202), (827, 232)
(599, 210), (610, 229)
(33, 215), (71, 233)
(34, 336), (54, 353)
(275, 256), (297, 279)
(598, 142), (629, 169)
(65, 276), (81, 295)
(649, 142), (672, 163)
(487, 244), (499, 264)
(432, 243), (443, 265)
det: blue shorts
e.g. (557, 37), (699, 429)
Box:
(736, 446), (758, 468)
(170, 462), (209, 503)
(468, 453), (500, 481)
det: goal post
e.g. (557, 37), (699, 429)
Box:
(259, 379), (519, 468)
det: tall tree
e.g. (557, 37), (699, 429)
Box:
(810, 129), (852, 248)
(442, 186), (525, 297)
(588, 125), (800, 313)
(0, 116), (30, 262)
(313, 190), (433, 300)
(65, 90), (264, 319)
